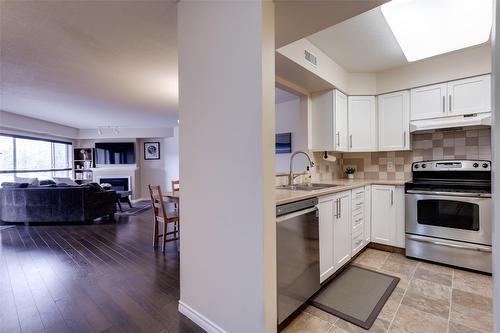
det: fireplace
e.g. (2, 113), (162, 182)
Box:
(99, 177), (129, 192)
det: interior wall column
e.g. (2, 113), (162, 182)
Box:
(177, 1), (276, 332)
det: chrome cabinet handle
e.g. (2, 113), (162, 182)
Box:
(336, 132), (340, 146)
(403, 131), (406, 147)
(339, 198), (341, 218)
(335, 199), (339, 218)
(449, 95), (452, 112)
(390, 190), (394, 205)
(349, 135), (353, 148)
(442, 96), (445, 113)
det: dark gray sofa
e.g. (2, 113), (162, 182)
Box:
(0, 184), (117, 223)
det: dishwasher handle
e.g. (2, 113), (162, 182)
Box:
(276, 207), (318, 223)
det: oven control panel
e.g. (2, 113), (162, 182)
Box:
(412, 160), (491, 171)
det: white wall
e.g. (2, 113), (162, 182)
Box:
(276, 38), (377, 95)
(163, 126), (179, 191)
(277, 40), (491, 95)
(178, 2), (276, 332)
(492, 2), (499, 332)
(137, 127), (179, 198)
(275, 98), (309, 172)
(376, 44), (492, 94)
(0, 110), (79, 140)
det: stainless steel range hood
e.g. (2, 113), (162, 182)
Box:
(410, 113), (492, 132)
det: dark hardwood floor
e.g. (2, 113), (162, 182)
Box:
(0, 211), (204, 333)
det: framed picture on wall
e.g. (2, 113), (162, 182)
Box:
(144, 142), (160, 160)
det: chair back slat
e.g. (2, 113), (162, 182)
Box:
(148, 184), (173, 220)
(171, 180), (180, 193)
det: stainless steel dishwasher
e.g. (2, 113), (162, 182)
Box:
(276, 197), (320, 325)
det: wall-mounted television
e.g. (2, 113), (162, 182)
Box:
(95, 142), (135, 165)
(275, 133), (291, 154)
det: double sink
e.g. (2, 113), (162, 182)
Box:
(277, 183), (339, 191)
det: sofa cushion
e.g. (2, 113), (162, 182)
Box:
(53, 177), (78, 186)
(39, 179), (56, 186)
(1, 182), (29, 188)
(14, 176), (39, 186)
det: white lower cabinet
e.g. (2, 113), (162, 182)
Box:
(318, 195), (336, 282)
(364, 185), (372, 244)
(318, 190), (352, 283)
(371, 185), (405, 247)
(318, 184), (403, 283)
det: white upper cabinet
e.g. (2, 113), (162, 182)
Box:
(348, 96), (377, 152)
(312, 90), (334, 151)
(411, 75), (491, 121)
(311, 89), (349, 152)
(378, 91), (410, 151)
(335, 91), (349, 151)
(410, 83), (447, 120)
(448, 75), (491, 116)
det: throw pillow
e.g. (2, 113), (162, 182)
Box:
(14, 176), (39, 186)
(53, 177), (79, 186)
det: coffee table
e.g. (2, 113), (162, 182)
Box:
(116, 190), (133, 212)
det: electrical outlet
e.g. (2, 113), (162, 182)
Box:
(387, 160), (395, 172)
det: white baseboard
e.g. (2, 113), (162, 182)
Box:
(178, 301), (227, 333)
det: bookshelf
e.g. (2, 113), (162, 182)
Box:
(73, 148), (94, 184)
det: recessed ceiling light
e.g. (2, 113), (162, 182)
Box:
(381, 0), (493, 62)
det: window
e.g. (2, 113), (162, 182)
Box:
(0, 134), (72, 184)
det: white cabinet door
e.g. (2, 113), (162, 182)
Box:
(318, 195), (335, 283)
(394, 186), (405, 248)
(335, 90), (349, 152)
(364, 185), (371, 244)
(371, 185), (396, 246)
(378, 91), (410, 151)
(348, 96), (377, 151)
(448, 75), (491, 116)
(333, 191), (351, 270)
(311, 90), (334, 151)
(410, 83), (447, 120)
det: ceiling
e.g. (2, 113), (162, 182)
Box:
(275, 87), (299, 104)
(0, 0), (179, 129)
(274, 0), (388, 48)
(307, 6), (492, 73)
(0, 0), (385, 130)
(307, 7), (407, 73)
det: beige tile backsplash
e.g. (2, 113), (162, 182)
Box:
(308, 128), (491, 182)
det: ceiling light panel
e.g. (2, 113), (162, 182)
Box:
(381, 0), (493, 62)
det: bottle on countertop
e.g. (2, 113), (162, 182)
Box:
(304, 166), (312, 184)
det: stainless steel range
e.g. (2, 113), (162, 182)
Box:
(405, 160), (492, 273)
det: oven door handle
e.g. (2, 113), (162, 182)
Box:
(406, 235), (492, 253)
(406, 189), (491, 198)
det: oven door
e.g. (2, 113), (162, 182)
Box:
(405, 192), (491, 245)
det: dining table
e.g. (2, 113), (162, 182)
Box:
(163, 191), (180, 214)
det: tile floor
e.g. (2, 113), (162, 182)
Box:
(283, 248), (493, 333)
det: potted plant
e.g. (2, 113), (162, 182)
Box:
(345, 167), (356, 180)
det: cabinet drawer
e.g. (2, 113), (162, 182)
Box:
(352, 218), (364, 234)
(352, 188), (364, 201)
(352, 228), (364, 254)
(352, 200), (364, 213)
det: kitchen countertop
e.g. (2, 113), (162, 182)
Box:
(276, 179), (409, 205)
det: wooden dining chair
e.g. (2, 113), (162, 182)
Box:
(171, 179), (180, 210)
(171, 180), (180, 193)
(148, 184), (179, 253)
